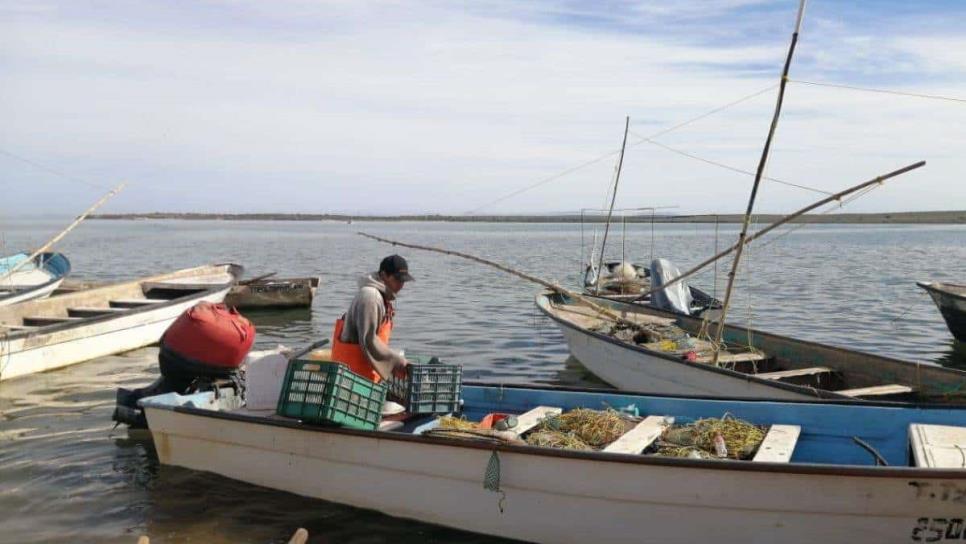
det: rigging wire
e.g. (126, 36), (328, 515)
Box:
(464, 84), (779, 214)
(0, 148), (109, 191)
(628, 131), (833, 196)
(789, 79), (966, 104)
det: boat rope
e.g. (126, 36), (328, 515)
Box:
(852, 437), (889, 466)
(711, 0), (808, 366)
(594, 117), (630, 295)
(628, 132), (833, 196)
(629, 162), (925, 305)
(0, 148), (110, 191)
(358, 232), (669, 334)
(788, 79), (966, 105)
(483, 450), (506, 513)
(752, 181), (883, 251)
(464, 84), (778, 214)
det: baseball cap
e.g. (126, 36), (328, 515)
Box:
(379, 254), (414, 282)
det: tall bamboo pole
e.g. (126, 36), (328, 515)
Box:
(712, 0), (807, 365)
(0, 183), (125, 283)
(630, 161), (924, 303)
(594, 117), (630, 294)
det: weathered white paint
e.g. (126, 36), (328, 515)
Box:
(0, 265), (238, 381)
(558, 323), (811, 400)
(144, 406), (966, 544)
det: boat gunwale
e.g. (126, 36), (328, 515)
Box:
(536, 291), (966, 401)
(0, 263), (242, 340)
(145, 382), (966, 480)
(917, 281), (966, 303)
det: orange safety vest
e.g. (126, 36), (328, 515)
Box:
(330, 295), (394, 383)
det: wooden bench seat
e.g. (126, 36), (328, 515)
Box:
(22, 316), (83, 326)
(837, 384), (914, 398)
(67, 307), (129, 318)
(752, 424), (801, 463)
(514, 406), (563, 435)
(109, 298), (169, 308)
(756, 367), (832, 381)
(602, 415), (670, 455)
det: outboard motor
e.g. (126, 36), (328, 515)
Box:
(113, 302), (255, 428)
(649, 258), (693, 315)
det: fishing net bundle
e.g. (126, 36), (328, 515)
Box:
(652, 415), (767, 460)
(525, 408), (632, 450)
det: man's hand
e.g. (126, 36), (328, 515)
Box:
(392, 358), (410, 380)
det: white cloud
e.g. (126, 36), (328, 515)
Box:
(0, 0), (963, 215)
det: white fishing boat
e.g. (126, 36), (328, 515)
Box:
(0, 252), (71, 306)
(0, 263), (241, 381)
(140, 382), (966, 544)
(536, 291), (966, 403)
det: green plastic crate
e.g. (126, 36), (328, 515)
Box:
(387, 355), (462, 415)
(276, 359), (387, 430)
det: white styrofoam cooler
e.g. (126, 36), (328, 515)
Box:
(245, 351), (290, 410)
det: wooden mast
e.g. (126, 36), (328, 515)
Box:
(594, 116), (631, 294)
(711, 0), (808, 365)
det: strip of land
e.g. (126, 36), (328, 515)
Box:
(91, 211), (966, 224)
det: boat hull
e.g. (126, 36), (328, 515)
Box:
(0, 264), (240, 381)
(0, 277), (64, 306)
(919, 282), (966, 342)
(144, 403), (966, 544)
(224, 277), (318, 309)
(558, 321), (810, 399)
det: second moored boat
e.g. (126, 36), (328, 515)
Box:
(0, 263), (241, 382)
(537, 291), (966, 404)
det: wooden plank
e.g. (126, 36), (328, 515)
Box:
(752, 424), (801, 463)
(23, 316), (83, 326)
(910, 423), (966, 468)
(756, 367), (832, 381)
(837, 384), (913, 398)
(142, 281), (215, 291)
(67, 307), (127, 318)
(693, 351), (767, 364)
(514, 406), (563, 435)
(109, 298), (168, 308)
(602, 415), (669, 455)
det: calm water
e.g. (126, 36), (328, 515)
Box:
(0, 219), (964, 543)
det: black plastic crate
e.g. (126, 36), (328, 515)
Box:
(387, 356), (462, 414)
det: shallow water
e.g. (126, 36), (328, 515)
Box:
(0, 219), (963, 542)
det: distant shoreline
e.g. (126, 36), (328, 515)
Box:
(90, 211), (966, 224)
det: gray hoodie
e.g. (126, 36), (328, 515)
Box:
(339, 272), (405, 380)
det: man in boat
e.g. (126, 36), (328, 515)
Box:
(330, 255), (412, 383)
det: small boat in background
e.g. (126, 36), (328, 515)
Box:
(537, 291), (966, 403)
(225, 276), (319, 309)
(918, 281), (966, 342)
(0, 252), (71, 306)
(0, 263), (241, 381)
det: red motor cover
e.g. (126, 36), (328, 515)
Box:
(162, 302), (255, 369)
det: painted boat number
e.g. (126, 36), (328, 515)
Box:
(911, 518), (966, 542)
(909, 482), (966, 503)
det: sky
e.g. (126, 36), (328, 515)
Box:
(1, 0), (965, 216)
